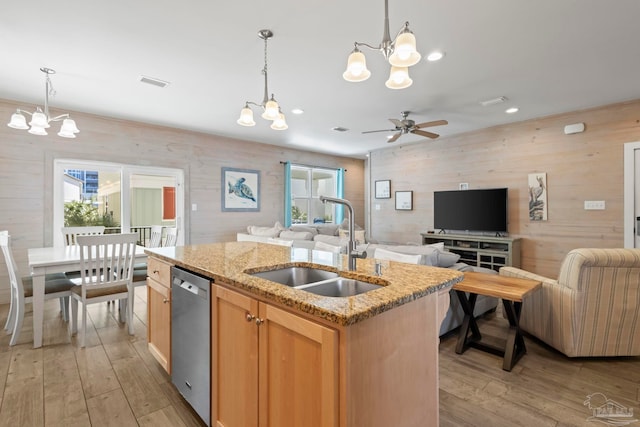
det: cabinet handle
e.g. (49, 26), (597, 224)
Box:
(163, 298), (169, 304)
(246, 313), (256, 322)
(255, 318), (264, 326)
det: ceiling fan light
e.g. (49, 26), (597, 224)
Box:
(343, 50), (371, 82)
(389, 31), (421, 67)
(237, 107), (256, 126)
(29, 111), (50, 128)
(7, 112), (29, 129)
(28, 124), (48, 136)
(262, 99), (280, 120)
(385, 66), (413, 89)
(270, 113), (288, 130)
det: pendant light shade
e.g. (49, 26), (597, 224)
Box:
(237, 106), (256, 126)
(385, 66), (413, 89)
(7, 112), (28, 130)
(261, 98), (280, 120)
(6, 68), (80, 138)
(388, 30), (421, 67)
(270, 113), (288, 130)
(343, 49), (371, 82)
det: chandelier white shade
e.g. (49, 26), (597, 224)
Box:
(343, 0), (420, 89)
(7, 68), (80, 138)
(237, 29), (287, 130)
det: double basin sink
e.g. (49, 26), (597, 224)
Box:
(248, 266), (383, 297)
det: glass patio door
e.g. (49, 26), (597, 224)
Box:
(53, 160), (184, 247)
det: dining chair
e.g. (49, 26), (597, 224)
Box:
(1, 231), (75, 346)
(61, 226), (106, 246)
(70, 233), (137, 347)
(163, 227), (178, 247)
(148, 225), (163, 249)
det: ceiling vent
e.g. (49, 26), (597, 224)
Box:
(138, 75), (170, 88)
(480, 96), (507, 107)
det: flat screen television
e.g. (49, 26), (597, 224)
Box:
(433, 188), (508, 234)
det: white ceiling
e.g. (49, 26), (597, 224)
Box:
(3, 0), (640, 159)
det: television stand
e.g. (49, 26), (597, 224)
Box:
(420, 233), (521, 272)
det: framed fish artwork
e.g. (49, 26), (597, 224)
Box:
(221, 167), (260, 212)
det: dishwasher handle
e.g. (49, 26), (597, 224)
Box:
(173, 277), (208, 298)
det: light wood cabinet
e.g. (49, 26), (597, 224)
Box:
(146, 256), (173, 373)
(212, 284), (338, 427)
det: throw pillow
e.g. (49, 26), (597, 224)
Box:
(316, 224), (340, 236)
(374, 248), (423, 264)
(289, 225), (319, 236)
(338, 229), (366, 244)
(380, 244), (440, 266)
(437, 250), (461, 268)
(247, 221), (285, 238)
(279, 230), (314, 241)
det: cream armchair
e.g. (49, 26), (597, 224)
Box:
(499, 248), (640, 357)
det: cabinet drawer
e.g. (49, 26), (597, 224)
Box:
(147, 257), (172, 287)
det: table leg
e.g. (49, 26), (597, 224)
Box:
(32, 274), (44, 348)
(501, 300), (526, 371)
(455, 291), (481, 354)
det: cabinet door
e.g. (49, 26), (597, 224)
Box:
(258, 302), (339, 427)
(147, 278), (171, 373)
(213, 285), (259, 427)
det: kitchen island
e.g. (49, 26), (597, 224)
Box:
(145, 241), (463, 427)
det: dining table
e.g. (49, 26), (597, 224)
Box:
(27, 244), (147, 348)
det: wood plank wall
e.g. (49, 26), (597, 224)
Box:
(0, 99), (364, 304)
(368, 99), (640, 277)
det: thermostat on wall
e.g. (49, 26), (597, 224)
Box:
(564, 123), (585, 135)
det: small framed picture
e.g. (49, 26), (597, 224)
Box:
(375, 180), (391, 199)
(395, 191), (413, 210)
(222, 167), (260, 212)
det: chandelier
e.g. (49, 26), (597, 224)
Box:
(343, 0), (421, 89)
(237, 29), (288, 130)
(7, 67), (80, 138)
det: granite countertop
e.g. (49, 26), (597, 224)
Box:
(145, 241), (463, 326)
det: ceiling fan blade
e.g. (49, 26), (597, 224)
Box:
(389, 119), (404, 127)
(412, 129), (440, 139)
(387, 132), (402, 143)
(414, 119), (448, 129)
(362, 128), (398, 134)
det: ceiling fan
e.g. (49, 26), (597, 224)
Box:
(362, 111), (448, 143)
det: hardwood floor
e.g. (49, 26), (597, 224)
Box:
(0, 292), (638, 426)
(438, 309), (640, 426)
(0, 288), (205, 427)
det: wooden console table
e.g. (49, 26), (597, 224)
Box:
(453, 272), (541, 371)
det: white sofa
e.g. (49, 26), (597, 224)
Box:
(237, 222), (498, 336)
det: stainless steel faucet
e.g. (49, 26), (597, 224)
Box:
(319, 196), (366, 270)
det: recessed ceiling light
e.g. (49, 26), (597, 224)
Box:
(291, 108), (304, 115)
(505, 107), (519, 114)
(426, 51), (445, 62)
(332, 126), (348, 132)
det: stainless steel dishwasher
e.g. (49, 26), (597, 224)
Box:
(171, 266), (211, 426)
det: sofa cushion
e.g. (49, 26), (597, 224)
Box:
(437, 250), (461, 267)
(247, 221), (285, 237)
(289, 225), (319, 236)
(373, 248), (423, 264)
(279, 230), (314, 241)
(377, 244), (440, 266)
(313, 234), (345, 246)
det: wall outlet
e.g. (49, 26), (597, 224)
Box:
(584, 200), (605, 210)
(192, 203), (198, 211)
(459, 183), (469, 190)
(375, 204), (381, 211)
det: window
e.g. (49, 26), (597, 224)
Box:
(286, 164), (344, 226)
(53, 160), (184, 247)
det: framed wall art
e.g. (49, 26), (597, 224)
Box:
(395, 191), (413, 210)
(222, 167), (260, 212)
(528, 172), (547, 221)
(375, 180), (391, 199)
